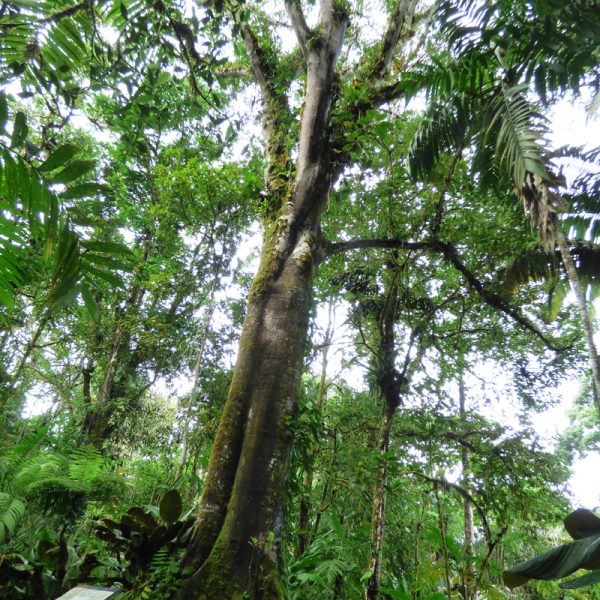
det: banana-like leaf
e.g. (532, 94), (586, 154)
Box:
(565, 508), (600, 540)
(503, 534), (600, 588)
(504, 509), (600, 589)
(560, 570), (600, 589)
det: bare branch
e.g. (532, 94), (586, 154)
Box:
(324, 238), (438, 255)
(284, 0), (311, 58)
(40, 1), (88, 23)
(373, 0), (418, 79)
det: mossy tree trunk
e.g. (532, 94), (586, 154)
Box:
(180, 3), (349, 598)
(179, 0), (421, 595)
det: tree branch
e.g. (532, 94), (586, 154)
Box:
(372, 0), (418, 79)
(414, 472), (492, 545)
(40, 1), (88, 23)
(324, 238), (438, 255)
(323, 236), (568, 351)
(284, 0), (311, 58)
(242, 24), (277, 104)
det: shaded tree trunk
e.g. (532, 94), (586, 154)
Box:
(366, 270), (401, 600)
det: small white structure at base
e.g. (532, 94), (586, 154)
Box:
(57, 585), (119, 599)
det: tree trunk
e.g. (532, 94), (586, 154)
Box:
(180, 4), (349, 597)
(365, 399), (396, 600)
(366, 271), (401, 600)
(556, 226), (600, 419)
(180, 225), (316, 599)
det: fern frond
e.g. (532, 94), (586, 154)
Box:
(0, 426), (48, 482)
(0, 492), (26, 544)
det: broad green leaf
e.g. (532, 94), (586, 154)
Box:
(159, 490), (182, 523)
(39, 144), (79, 172)
(10, 111), (28, 148)
(565, 509), (600, 540)
(50, 160), (96, 184)
(559, 570), (600, 589)
(81, 253), (129, 271)
(84, 265), (123, 287)
(156, 71), (171, 86)
(379, 589), (411, 600)
(60, 182), (110, 199)
(503, 534), (600, 589)
(359, 569), (372, 583)
(80, 240), (134, 256)
(81, 283), (101, 322)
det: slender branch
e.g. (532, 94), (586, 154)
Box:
(437, 241), (567, 351)
(284, 0), (311, 58)
(415, 472), (492, 545)
(40, 1), (88, 23)
(324, 238), (438, 255)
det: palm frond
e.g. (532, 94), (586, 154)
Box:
(408, 93), (476, 178)
(499, 243), (600, 319)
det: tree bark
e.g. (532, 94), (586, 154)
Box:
(180, 3), (349, 597)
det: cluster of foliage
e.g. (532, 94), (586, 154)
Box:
(1, 0), (599, 598)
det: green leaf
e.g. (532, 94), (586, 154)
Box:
(60, 182), (110, 199)
(38, 144), (79, 172)
(156, 71), (171, 86)
(81, 253), (130, 271)
(159, 490), (182, 523)
(84, 265), (123, 287)
(10, 111), (28, 148)
(503, 534), (600, 589)
(0, 93), (7, 133)
(80, 240), (134, 256)
(559, 570), (600, 589)
(359, 569), (372, 583)
(81, 283), (101, 322)
(565, 509), (600, 540)
(50, 160), (96, 184)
